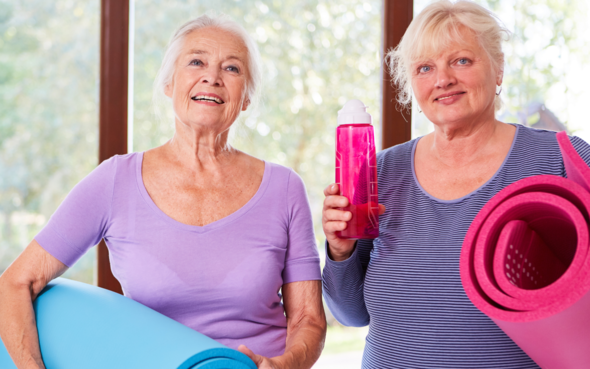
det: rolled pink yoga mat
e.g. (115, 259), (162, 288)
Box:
(460, 131), (590, 369)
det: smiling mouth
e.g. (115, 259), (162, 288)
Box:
(191, 95), (224, 104)
(435, 92), (465, 101)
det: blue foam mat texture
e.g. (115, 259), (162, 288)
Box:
(0, 278), (256, 369)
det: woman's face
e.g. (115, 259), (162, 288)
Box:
(411, 27), (502, 129)
(166, 27), (250, 133)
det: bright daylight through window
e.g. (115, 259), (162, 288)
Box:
(0, 1), (99, 283)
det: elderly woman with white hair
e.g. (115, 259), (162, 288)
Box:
(0, 15), (325, 369)
(322, 0), (590, 368)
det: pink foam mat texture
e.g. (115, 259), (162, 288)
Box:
(460, 131), (590, 369)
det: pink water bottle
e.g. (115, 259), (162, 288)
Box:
(335, 99), (379, 239)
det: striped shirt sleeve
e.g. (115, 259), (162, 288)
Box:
(322, 238), (374, 327)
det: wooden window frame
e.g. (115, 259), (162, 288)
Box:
(382, 0), (413, 149)
(98, 0), (128, 293)
(97, 0), (413, 292)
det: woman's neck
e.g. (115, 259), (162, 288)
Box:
(427, 116), (507, 168)
(164, 120), (238, 171)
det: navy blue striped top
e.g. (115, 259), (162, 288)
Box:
(322, 124), (590, 369)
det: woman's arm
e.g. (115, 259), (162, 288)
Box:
(322, 239), (373, 327)
(239, 280), (326, 369)
(281, 280), (326, 368)
(0, 240), (68, 369)
(321, 183), (384, 327)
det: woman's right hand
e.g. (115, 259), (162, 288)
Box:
(322, 184), (356, 261)
(323, 184), (385, 262)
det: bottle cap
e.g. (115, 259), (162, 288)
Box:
(337, 99), (372, 125)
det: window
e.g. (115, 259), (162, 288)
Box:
(0, 0), (99, 283)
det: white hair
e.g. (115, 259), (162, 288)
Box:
(153, 14), (262, 116)
(387, 0), (510, 111)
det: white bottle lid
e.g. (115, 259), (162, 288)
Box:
(337, 99), (372, 125)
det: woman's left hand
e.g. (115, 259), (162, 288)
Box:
(238, 281), (325, 369)
(238, 345), (282, 369)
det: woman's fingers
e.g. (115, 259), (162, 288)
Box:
(237, 345), (277, 369)
(322, 183), (354, 258)
(324, 208), (352, 222)
(322, 183), (350, 237)
(322, 183), (386, 261)
(324, 220), (348, 234)
(323, 183), (339, 197)
(323, 206), (351, 237)
(238, 345), (263, 366)
(323, 184), (350, 208)
(324, 195), (349, 210)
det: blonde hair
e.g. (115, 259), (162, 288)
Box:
(387, 0), (510, 111)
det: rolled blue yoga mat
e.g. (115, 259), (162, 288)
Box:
(0, 278), (256, 369)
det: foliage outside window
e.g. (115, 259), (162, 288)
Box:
(0, 0), (99, 283)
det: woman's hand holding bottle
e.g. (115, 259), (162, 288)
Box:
(322, 183), (385, 262)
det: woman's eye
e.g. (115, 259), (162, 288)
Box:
(226, 65), (240, 73)
(189, 59), (203, 66)
(419, 66), (431, 73)
(457, 58), (469, 65)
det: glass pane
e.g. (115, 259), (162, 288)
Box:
(412, 0), (590, 140)
(131, 0), (381, 365)
(0, 1), (99, 283)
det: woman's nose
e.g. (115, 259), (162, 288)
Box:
(200, 67), (222, 86)
(435, 67), (456, 89)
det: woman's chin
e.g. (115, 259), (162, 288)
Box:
(431, 111), (472, 126)
(430, 105), (494, 127)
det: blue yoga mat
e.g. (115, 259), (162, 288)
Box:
(0, 278), (256, 369)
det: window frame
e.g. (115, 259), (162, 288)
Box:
(98, 0), (128, 293)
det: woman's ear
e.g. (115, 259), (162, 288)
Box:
(242, 98), (250, 111)
(164, 81), (173, 98)
(496, 68), (504, 87)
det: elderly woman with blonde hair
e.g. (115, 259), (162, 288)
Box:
(0, 14), (325, 369)
(322, 0), (590, 368)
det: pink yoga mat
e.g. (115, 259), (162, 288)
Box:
(460, 131), (590, 369)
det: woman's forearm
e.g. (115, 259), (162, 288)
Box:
(277, 315), (326, 369)
(0, 277), (46, 369)
(322, 247), (370, 327)
(277, 280), (326, 369)
(0, 241), (67, 369)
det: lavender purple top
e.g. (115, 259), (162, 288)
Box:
(35, 153), (321, 357)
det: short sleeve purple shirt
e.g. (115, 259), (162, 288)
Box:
(35, 153), (321, 357)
